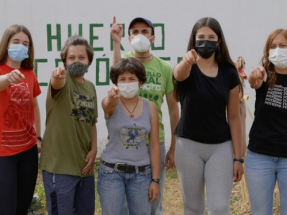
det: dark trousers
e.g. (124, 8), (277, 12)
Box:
(0, 145), (38, 215)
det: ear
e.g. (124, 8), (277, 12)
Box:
(139, 81), (143, 87)
(128, 36), (132, 43)
(217, 38), (221, 46)
(150, 35), (155, 44)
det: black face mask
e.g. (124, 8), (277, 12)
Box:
(194, 40), (217, 59)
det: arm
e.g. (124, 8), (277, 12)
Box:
(111, 16), (123, 65)
(0, 70), (25, 91)
(248, 66), (267, 89)
(173, 49), (200, 81)
(227, 85), (244, 182)
(165, 91), (179, 170)
(51, 67), (66, 91)
(33, 97), (41, 153)
(82, 124), (97, 175)
(101, 86), (120, 117)
(148, 102), (161, 202)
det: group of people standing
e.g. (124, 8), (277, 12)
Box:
(0, 15), (286, 215)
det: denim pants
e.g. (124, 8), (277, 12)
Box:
(97, 163), (152, 215)
(42, 171), (95, 215)
(246, 149), (287, 215)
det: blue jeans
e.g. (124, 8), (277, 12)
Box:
(97, 163), (152, 215)
(42, 171), (95, 215)
(246, 149), (287, 215)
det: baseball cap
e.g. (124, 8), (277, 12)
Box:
(128, 17), (154, 36)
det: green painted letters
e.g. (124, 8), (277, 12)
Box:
(47, 24), (61, 51)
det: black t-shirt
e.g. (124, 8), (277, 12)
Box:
(174, 64), (240, 143)
(248, 73), (287, 158)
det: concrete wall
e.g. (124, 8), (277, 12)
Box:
(1, 0), (286, 156)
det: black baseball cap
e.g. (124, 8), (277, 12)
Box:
(128, 17), (155, 36)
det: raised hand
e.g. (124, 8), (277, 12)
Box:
(52, 67), (66, 79)
(183, 49), (200, 66)
(5, 69), (25, 83)
(110, 16), (123, 43)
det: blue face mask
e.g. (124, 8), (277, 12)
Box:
(8, 44), (29, 62)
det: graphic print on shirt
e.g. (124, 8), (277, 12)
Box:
(2, 82), (35, 147)
(120, 123), (147, 149)
(139, 70), (161, 102)
(71, 90), (95, 123)
(264, 85), (287, 109)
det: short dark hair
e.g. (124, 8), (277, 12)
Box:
(110, 58), (147, 85)
(60, 35), (94, 67)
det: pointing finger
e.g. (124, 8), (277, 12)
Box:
(113, 16), (116, 25)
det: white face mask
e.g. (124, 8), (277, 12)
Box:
(118, 82), (139, 98)
(130, 34), (152, 53)
(268, 48), (287, 69)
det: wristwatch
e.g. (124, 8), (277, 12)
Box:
(37, 136), (42, 142)
(151, 178), (161, 183)
(233, 158), (244, 163)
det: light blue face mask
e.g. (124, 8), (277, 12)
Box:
(8, 44), (29, 62)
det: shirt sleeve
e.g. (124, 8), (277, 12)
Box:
(229, 67), (241, 90)
(32, 71), (41, 98)
(164, 64), (174, 95)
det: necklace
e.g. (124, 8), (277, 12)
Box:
(132, 52), (152, 59)
(120, 96), (138, 118)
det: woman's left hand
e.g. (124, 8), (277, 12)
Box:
(82, 151), (97, 175)
(233, 161), (244, 182)
(149, 182), (159, 202)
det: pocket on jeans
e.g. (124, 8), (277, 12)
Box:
(98, 163), (114, 174)
(139, 165), (152, 176)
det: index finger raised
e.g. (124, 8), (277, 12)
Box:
(113, 16), (116, 25)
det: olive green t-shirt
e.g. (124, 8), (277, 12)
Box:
(40, 74), (98, 177)
(122, 53), (174, 143)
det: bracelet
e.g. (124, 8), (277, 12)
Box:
(233, 158), (244, 163)
(5, 74), (11, 84)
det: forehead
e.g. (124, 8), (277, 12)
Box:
(130, 22), (151, 31)
(272, 33), (287, 44)
(10, 32), (29, 43)
(118, 71), (137, 77)
(196, 26), (217, 36)
(67, 45), (87, 55)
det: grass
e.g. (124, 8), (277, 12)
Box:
(31, 160), (280, 215)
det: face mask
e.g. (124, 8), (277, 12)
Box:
(195, 40), (217, 59)
(268, 48), (287, 69)
(67, 61), (89, 77)
(8, 44), (29, 62)
(118, 82), (139, 98)
(130, 34), (152, 53)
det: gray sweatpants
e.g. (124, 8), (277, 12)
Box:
(175, 137), (233, 215)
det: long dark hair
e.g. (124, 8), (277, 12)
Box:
(174, 17), (242, 101)
(261, 29), (287, 88)
(0, 25), (34, 69)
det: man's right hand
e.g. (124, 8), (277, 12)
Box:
(110, 16), (123, 43)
